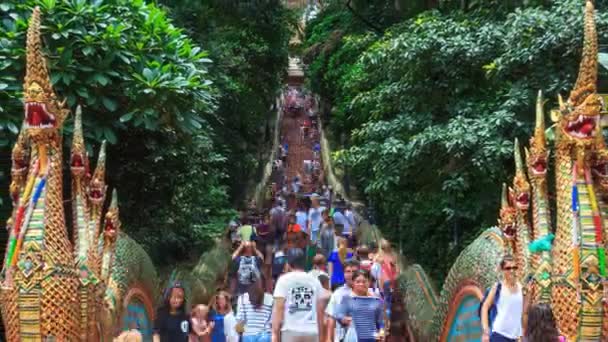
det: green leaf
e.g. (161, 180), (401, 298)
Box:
(93, 73), (109, 86)
(103, 127), (117, 144)
(102, 97), (117, 112)
(120, 112), (134, 122)
(7, 122), (18, 134)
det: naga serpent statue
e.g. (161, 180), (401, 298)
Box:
(402, 1), (608, 340)
(0, 8), (158, 341)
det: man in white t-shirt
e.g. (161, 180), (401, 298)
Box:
(272, 248), (325, 342)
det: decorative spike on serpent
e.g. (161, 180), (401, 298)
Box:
(0, 8), (158, 341)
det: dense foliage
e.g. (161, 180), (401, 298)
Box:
(0, 0), (291, 265)
(159, 0), (293, 201)
(304, 0), (608, 282)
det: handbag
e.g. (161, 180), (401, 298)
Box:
(344, 324), (358, 342)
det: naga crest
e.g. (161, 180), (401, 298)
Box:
(512, 138), (530, 211)
(556, 1), (602, 148)
(70, 106), (89, 178)
(23, 7), (69, 142)
(527, 91), (549, 179)
(498, 183), (517, 240)
(103, 191), (120, 245)
(89, 141), (107, 206)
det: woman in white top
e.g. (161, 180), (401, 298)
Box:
(481, 255), (524, 342)
(236, 276), (273, 342)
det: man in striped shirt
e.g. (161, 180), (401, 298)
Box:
(325, 260), (359, 342)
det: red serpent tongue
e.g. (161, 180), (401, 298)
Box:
(31, 108), (43, 126)
(580, 122), (594, 135)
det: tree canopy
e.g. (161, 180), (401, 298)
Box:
(304, 0), (608, 281)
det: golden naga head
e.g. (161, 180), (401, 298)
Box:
(70, 106), (89, 178)
(512, 138), (530, 211)
(557, 1), (602, 148)
(527, 91), (549, 179)
(23, 7), (69, 141)
(9, 129), (30, 202)
(89, 141), (107, 206)
(103, 190), (120, 245)
(498, 183), (518, 240)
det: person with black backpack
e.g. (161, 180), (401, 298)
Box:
(480, 255), (524, 342)
(232, 241), (264, 297)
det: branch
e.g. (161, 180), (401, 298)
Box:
(345, 0), (384, 35)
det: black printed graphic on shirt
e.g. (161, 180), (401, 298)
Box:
(287, 285), (315, 314)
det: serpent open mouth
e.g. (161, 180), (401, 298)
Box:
(516, 193), (530, 210)
(71, 153), (85, 174)
(25, 102), (56, 129)
(565, 114), (598, 139)
(530, 157), (547, 176)
(89, 181), (105, 204)
(503, 224), (516, 239)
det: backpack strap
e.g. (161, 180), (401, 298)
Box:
(494, 282), (502, 305)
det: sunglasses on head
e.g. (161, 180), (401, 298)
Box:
(503, 266), (518, 271)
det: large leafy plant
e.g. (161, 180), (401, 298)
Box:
(0, 0), (215, 146)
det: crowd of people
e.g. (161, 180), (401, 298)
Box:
(150, 233), (400, 342)
(145, 85), (401, 342)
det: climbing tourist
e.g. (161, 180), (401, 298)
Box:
(232, 241), (264, 297)
(328, 237), (354, 290)
(481, 255), (523, 342)
(272, 245), (287, 282)
(235, 276), (273, 342)
(318, 209), (336, 259)
(326, 260), (358, 342)
(272, 248), (326, 342)
(375, 239), (398, 291)
(285, 214), (307, 249)
(523, 303), (565, 342)
(270, 198), (286, 247)
(292, 174), (302, 194)
(357, 245), (373, 273)
(190, 304), (214, 342)
(209, 291), (238, 342)
(153, 283), (191, 342)
(295, 201), (309, 234)
(309, 253), (328, 278)
(332, 208), (350, 244)
(335, 270), (386, 342)
(238, 211), (256, 242)
(308, 194), (325, 244)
